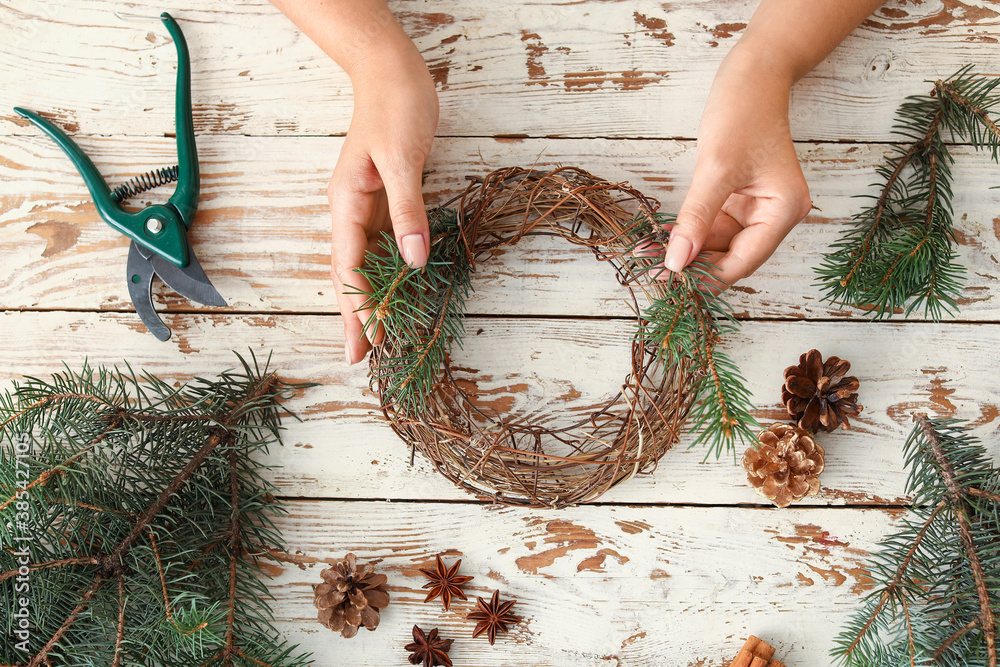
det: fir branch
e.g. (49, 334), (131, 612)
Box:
(968, 486), (1000, 503)
(26, 576), (105, 667)
(0, 557), (100, 584)
(934, 619), (979, 662)
(107, 373), (276, 570)
(937, 66), (1000, 161)
(387, 285), (456, 409)
(816, 65), (1000, 321)
(112, 575), (126, 667)
(832, 415), (1000, 667)
(223, 448), (241, 666)
(837, 500), (946, 661)
(0, 392), (119, 433)
(0, 412), (121, 512)
(355, 209), (472, 418)
(835, 119), (941, 297)
(0, 355), (313, 667)
(640, 257), (757, 458)
(148, 529), (175, 624)
(915, 414), (996, 664)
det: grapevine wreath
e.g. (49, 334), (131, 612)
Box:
(357, 167), (756, 508)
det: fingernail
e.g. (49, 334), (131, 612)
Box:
(344, 338), (355, 365)
(401, 234), (428, 268)
(665, 235), (693, 273)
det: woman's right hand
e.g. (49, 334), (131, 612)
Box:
(329, 52), (439, 365)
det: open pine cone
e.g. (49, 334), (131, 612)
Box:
(743, 423), (826, 508)
(782, 349), (861, 433)
(314, 553), (390, 638)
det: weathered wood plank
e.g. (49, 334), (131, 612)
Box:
(1, 311), (996, 505)
(265, 500), (898, 666)
(4, 3), (997, 663)
(1, 0), (998, 141)
(2, 137), (998, 318)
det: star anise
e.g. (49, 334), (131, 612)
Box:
(467, 590), (519, 645)
(420, 554), (474, 611)
(405, 625), (453, 667)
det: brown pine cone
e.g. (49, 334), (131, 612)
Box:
(743, 423), (825, 508)
(314, 553), (390, 638)
(782, 349), (861, 433)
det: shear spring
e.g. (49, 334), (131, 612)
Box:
(111, 165), (179, 203)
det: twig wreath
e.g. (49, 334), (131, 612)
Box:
(357, 167), (756, 508)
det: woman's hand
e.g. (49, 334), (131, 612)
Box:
(659, 0), (885, 286)
(329, 55), (439, 364)
(661, 48), (811, 287)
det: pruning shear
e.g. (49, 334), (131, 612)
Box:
(14, 12), (226, 341)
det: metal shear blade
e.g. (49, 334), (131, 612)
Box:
(127, 243), (171, 341)
(144, 241), (226, 307)
(127, 241), (227, 341)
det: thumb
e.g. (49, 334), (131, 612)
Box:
(665, 166), (734, 272)
(381, 162), (431, 269)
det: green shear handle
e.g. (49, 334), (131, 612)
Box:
(14, 12), (198, 268)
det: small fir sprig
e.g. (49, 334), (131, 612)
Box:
(831, 415), (1000, 667)
(816, 65), (1000, 320)
(0, 354), (312, 667)
(638, 219), (757, 457)
(354, 208), (472, 417)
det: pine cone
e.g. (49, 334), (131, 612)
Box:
(782, 349), (861, 433)
(314, 553), (390, 638)
(743, 423), (825, 508)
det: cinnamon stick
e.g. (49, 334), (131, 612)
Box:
(729, 636), (758, 667)
(754, 641), (776, 662)
(728, 636), (778, 667)
(730, 651), (753, 667)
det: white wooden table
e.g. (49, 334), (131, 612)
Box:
(2, 1), (1000, 664)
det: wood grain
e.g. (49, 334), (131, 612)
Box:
(2, 137), (999, 319)
(2, 2), (999, 664)
(1, 1), (999, 141)
(0, 311), (996, 505)
(264, 500), (897, 666)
